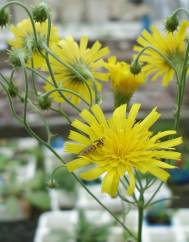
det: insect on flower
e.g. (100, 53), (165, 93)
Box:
(80, 137), (105, 156)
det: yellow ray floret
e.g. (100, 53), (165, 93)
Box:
(65, 104), (182, 197)
(9, 18), (60, 68)
(105, 56), (146, 96)
(134, 21), (189, 86)
(43, 36), (109, 105)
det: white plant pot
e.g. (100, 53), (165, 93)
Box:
(174, 209), (189, 241)
(34, 211), (78, 242)
(34, 210), (112, 242)
(49, 189), (76, 210)
(107, 226), (125, 242)
(144, 224), (186, 242)
(85, 210), (112, 226)
(76, 184), (123, 212)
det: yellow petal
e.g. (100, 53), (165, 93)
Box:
(148, 166), (170, 182)
(80, 109), (99, 126)
(126, 103), (141, 129)
(72, 119), (93, 137)
(151, 130), (176, 142)
(154, 137), (183, 149)
(69, 130), (90, 145)
(127, 167), (136, 196)
(64, 142), (85, 154)
(67, 158), (91, 171)
(91, 105), (108, 128)
(101, 171), (120, 197)
(139, 108), (160, 130)
(154, 150), (181, 160)
(80, 167), (104, 180)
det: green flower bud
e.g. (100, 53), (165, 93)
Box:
(130, 60), (142, 75)
(8, 82), (18, 98)
(165, 14), (179, 32)
(38, 94), (51, 110)
(32, 2), (49, 23)
(8, 49), (28, 68)
(0, 8), (9, 28)
(47, 179), (59, 189)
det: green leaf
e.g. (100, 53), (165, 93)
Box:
(26, 191), (50, 210)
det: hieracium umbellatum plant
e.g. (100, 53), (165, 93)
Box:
(0, 2), (189, 242)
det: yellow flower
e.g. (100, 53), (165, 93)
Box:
(105, 56), (145, 96)
(9, 19), (60, 68)
(65, 104), (182, 197)
(43, 36), (109, 105)
(134, 21), (189, 86)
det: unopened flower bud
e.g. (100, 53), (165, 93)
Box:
(165, 14), (179, 32)
(32, 2), (49, 23)
(0, 8), (9, 28)
(47, 179), (58, 189)
(8, 82), (18, 97)
(130, 61), (142, 75)
(8, 49), (28, 68)
(38, 94), (51, 110)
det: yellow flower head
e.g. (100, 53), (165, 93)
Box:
(134, 21), (189, 86)
(9, 19), (60, 68)
(65, 104), (182, 197)
(43, 36), (109, 105)
(105, 56), (145, 96)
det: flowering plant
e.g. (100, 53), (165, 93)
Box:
(0, 2), (188, 242)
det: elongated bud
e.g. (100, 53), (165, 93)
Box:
(165, 14), (179, 32)
(8, 82), (18, 97)
(32, 2), (49, 23)
(0, 8), (9, 28)
(8, 49), (28, 68)
(38, 94), (51, 110)
(130, 60), (142, 75)
(47, 179), (58, 189)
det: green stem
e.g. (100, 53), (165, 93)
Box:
(45, 88), (89, 107)
(114, 91), (131, 109)
(174, 40), (189, 130)
(138, 202), (144, 242)
(0, 72), (9, 85)
(31, 59), (38, 96)
(173, 8), (189, 18)
(50, 107), (71, 124)
(122, 176), (138, 204)
(27, 98), (52, 144)
(118, 191), (137, 206)
(23, 68), (29, 123)
(134, 46), (179, 81)
(144, 182), (163, 208)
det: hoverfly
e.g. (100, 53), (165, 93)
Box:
(80, 137), (105, 156)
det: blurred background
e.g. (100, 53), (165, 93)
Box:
(0, 0), (189, 242)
